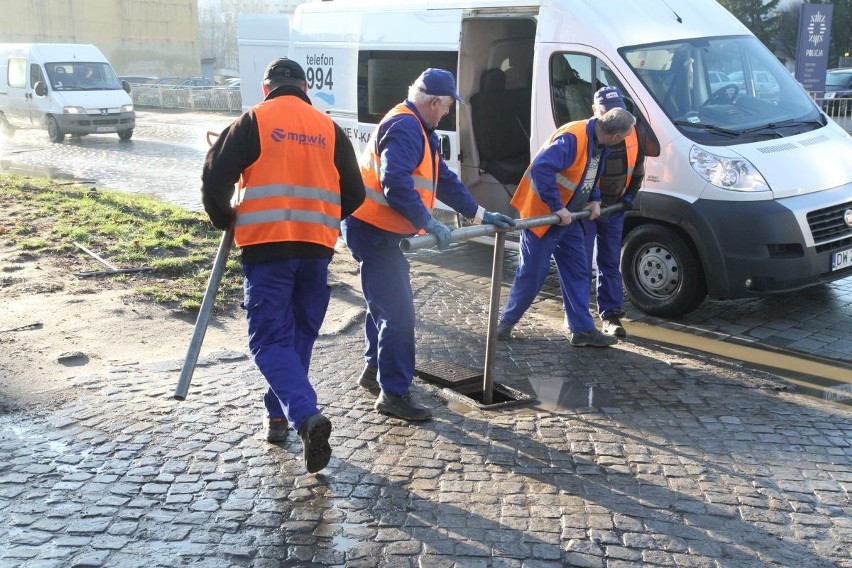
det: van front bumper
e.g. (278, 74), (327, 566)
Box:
(55, 110), (136, 135)
(681, 184), (852, 299)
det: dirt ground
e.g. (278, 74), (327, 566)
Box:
(0, 243), (364, 414)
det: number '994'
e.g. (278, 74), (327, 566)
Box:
(306, 67), (333, 89)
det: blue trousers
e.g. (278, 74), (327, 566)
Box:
(341, 217), (414, 397)
(243, 258), (331, 431)
(581, 211), (625, 319)
(501, 221), (596, 333)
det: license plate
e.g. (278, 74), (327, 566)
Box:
(832, 247), (852, 271)
(96, 126), (116, 133)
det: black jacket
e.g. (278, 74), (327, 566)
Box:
(201, 85), (365, 263)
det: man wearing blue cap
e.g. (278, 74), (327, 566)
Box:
(342, 68), (515, 421)
(583, 86), (644, 337)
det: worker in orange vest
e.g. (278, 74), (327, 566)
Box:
(342, 68), (515, 421)
(201, 58), (365, 474)
(496, 104), (636, 346)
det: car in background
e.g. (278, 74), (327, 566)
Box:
(119, 75), (158, 86)
(132, 76), (217, 108)
(822, 68), (852, 116)
(206, 78), (242, 111)
(727, 69), (780, 100)
(708, 70), (733, 94)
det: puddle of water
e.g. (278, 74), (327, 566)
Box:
(526, 378), (615, 411)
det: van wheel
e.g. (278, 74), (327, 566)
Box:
(621, 224), (707, 318)
(0, 113), (13, 137)
(47, 116), (65, 143)
(118, 129), (133, 141)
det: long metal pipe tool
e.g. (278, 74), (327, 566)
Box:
(173, 226), (234, 401)
(400, 204), (626, 405)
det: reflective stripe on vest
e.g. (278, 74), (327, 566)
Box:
(235, 96), (341, 249)
(353, 104), (437, 234)
(510, 121), (591, 238)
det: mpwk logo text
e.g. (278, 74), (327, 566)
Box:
(271, 128), (327, 148)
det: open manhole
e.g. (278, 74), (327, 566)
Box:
(439, 382), (537, 410)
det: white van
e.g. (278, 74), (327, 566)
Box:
(0, 43), (135, 143)
(238, 0), (852, 317)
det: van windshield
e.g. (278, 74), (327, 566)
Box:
(45, 62), (123, 92)
(622, 36), (824, 144)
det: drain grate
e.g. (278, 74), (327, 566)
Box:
(415, 360), (483, 388)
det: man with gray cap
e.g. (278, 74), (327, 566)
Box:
(582, 86), (644, 338)
(495, 90), (636, 347)
(342, 68), (515, 421)
(201, 57), (365, 474)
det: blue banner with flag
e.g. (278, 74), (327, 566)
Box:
(795, 3), (833, 93)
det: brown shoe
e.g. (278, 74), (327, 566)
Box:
(266, 417), (289, 443)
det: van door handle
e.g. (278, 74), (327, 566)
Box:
(439, 134), (451, 161)
(26, 92), (32, 100)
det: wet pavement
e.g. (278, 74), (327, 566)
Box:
(1, 243), (851, 567)
(1, 110), (851, 567)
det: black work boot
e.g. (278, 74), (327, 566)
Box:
(375, 391), (432, 421)
(358, 364), (379, 393)
(495, 321), (514, 340)
(297, 413), (332, 474)
(266, 417), (289, 443)
(601, 314), (627, 338)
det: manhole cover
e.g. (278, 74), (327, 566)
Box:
(415, 360), (483, 388)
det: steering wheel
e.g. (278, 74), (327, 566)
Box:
(704, 84), (740, 106)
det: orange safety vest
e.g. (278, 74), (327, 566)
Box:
(352, 104), (437, 234)
(511, 121), (639, 237)
(511, 121), (590, 238)
(235, 96), (341, 249)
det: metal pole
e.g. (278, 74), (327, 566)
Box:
(482, 230), (506, 405)
(173, 226), (233, 401)
(399, 204), (625, 252)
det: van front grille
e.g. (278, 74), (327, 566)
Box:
(806, 200), (852, 251)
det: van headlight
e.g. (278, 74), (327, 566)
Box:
(689, 146), (769, 192)
(63, 106), (86, 114)
(121, 104), (134, 112)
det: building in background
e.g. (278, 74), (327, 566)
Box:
(0, 0), (201, 77)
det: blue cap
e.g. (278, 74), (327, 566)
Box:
(594, 86), (626, 111)
(417, 68), (464, 104)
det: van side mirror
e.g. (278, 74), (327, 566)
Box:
(439, 134), (451, 161)
(122, 80), (131, 94)
(34, 81), (47, 97)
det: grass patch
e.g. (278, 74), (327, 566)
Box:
(0, 174), (243, 312)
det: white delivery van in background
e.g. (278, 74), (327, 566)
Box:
(238, 0), (852, 318)
(0, 43), (135, 143)
(237, 14), (291, 113)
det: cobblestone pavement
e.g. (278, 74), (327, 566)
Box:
(1, 250), (850, 567)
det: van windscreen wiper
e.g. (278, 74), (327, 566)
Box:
(740, 118), (825, 134)
(673, 120), (739, 137)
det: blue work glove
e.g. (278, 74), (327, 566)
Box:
(424, 217), (453, 250)
(481, 211), (516, 229)
(620, 194), (635, 211)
